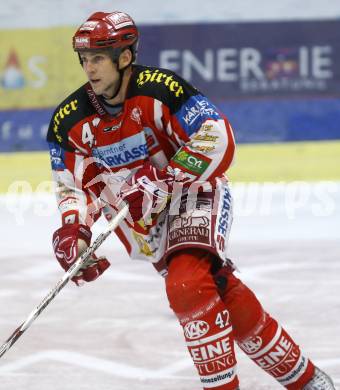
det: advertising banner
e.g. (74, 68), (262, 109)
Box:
(0, 27), (85, 110)
(138, 20), (340, 99)
(0, 20), (339, 151)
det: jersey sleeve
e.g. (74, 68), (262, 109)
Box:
(131, 66), (236, 182)
(168, 93), (235, 182)
(46, 94), (102, 227)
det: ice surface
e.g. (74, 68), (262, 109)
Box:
(0, 183), (339, 389)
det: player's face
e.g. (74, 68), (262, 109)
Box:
(80, 51), (120, 98)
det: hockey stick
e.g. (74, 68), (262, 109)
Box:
(0, 205), (128, 359)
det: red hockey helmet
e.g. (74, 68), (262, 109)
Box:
(72, 11), (139, 62)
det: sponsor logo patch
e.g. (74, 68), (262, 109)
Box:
(184, 320), (210, 340)
(168, 199), (212, 249)
(189, 336), (233, 362)
(92, 132), (148, 168)
(107, 12), (134, 29)
(132, 231), (155, 257)
(183, 97), (220, 126)
(254, 334), (300, 376)
(49, 142), (65, 170)
(217, 187), (232, 236)
(239, 336), (263, 354)
(79, 21), (99, 31)
(176, 95), (221, 135)
(172, 147), (210, 176)
(187, 143), (215, 153)
(52, 99), (78, 143)
(216, 186), (232, 253)
(103, 122), (122, 133)
(74, 36), (90, 49)
(201, 124), (214, 132)
(193, 133), (219, 142)
(136, 69), (184, 98)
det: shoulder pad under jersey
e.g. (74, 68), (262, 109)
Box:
(127, 65), (200, 114)
(46, 84), (95, 150)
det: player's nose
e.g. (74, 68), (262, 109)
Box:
(83, 61), (95, 75)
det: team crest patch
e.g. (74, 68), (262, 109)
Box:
(131, 106), (142, 124)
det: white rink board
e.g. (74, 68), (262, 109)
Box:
(0, 182), (339, 389)
(2, 0), (340, 29)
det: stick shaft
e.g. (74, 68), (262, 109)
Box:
(0, 205), (128, 359)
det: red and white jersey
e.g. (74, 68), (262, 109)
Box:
(47, 64), (236, 263)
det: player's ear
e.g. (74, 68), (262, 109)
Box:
(118, 48), (132, 69)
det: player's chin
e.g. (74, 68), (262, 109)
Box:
(89, 81), (103, 95)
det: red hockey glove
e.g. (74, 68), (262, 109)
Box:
(52, 224), (110, 285)
(119, 162), (175, 226)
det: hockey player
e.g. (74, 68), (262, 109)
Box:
(47, 11), (335, 390)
